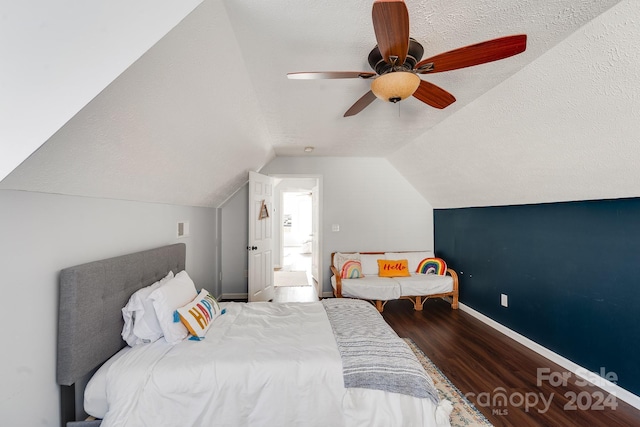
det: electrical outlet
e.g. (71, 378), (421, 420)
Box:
(501, 293), (508, 307)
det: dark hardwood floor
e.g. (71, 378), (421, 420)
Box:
(382, 298), (640, 427)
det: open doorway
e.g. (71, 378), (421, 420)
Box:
(271, 175), (322, 298)
(281, 191), (312, 272)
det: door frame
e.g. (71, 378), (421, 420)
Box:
(270, 174), (323, 299)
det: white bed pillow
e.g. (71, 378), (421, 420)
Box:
(84, 346), (131, 419)
(149, 270), (198, 344)
(121, 271), (174, 346)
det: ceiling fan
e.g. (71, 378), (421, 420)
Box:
(287, 0), (527, 117)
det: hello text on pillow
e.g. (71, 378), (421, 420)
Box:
(377, 259), (411, 277)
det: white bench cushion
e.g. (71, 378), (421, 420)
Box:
(331, 276), (401, 301)
(394, 273), (453, 297)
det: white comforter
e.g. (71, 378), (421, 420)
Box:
(101, 301), (450, 427)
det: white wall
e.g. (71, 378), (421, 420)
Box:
(261, 157), (434, 294)
(220, 185), (249, 297)
(0, 190), (218, 426)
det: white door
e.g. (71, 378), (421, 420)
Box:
(248, 171), (275, 302)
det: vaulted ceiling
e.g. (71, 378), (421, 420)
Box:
(2, 0), (638, 208)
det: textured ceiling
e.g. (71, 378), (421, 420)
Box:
(2, 0), (639, 209)
(0, 0), (202, 182)
(224, 0), (624, 157)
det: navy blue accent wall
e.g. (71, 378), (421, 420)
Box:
(434, 198), (640, 396)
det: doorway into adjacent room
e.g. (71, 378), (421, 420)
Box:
(281, 191), (312, 272)
(271, 175), (322, 299)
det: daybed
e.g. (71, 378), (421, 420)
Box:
(331, 251), (459, 313)
(57, 244), (452, 427)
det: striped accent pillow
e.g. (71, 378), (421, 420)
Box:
(177, 289), (222, 339)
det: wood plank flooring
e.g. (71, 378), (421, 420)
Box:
(381, 298), (640, 427)
(273, 283), (319, 302)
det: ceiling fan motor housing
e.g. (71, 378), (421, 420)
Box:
(368, 38), (424, 74)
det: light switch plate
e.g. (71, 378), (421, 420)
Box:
(177, 221), (190, 238)
(501, 293), (508, 307)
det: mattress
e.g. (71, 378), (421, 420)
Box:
(90, 301), (451, 427)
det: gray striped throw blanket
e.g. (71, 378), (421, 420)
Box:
(322, 298), (439, 403)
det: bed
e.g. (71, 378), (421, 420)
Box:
(56, 244), (452, 427)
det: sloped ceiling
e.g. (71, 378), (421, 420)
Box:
(0, 0), (202, 182)
(2, 0), (639, 209)
(390, 0), (640, 208)
(0, 0), (275, 208)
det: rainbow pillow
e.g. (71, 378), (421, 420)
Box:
(416, 257), (447, 275)
(341, 260), (364, 279)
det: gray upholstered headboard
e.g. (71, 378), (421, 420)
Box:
(56, 243), (186, 387)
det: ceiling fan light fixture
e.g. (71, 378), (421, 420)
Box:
(370, 72), (420, 103)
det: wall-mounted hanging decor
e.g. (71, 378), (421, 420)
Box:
(258, 200), (269, 220)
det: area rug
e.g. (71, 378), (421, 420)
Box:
(274, 270), (311, 287)
(404, 338), (494, 427)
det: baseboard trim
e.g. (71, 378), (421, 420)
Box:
(322, 291), (334, 298)
(459, 302), (640, 410)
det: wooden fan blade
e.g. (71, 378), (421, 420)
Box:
(287, 71), (376, 79)
(412, 80), (456, 109)
(415, 34), (527, 74)
(344, 91), (378, 117)
(372, 0), (409, 65)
